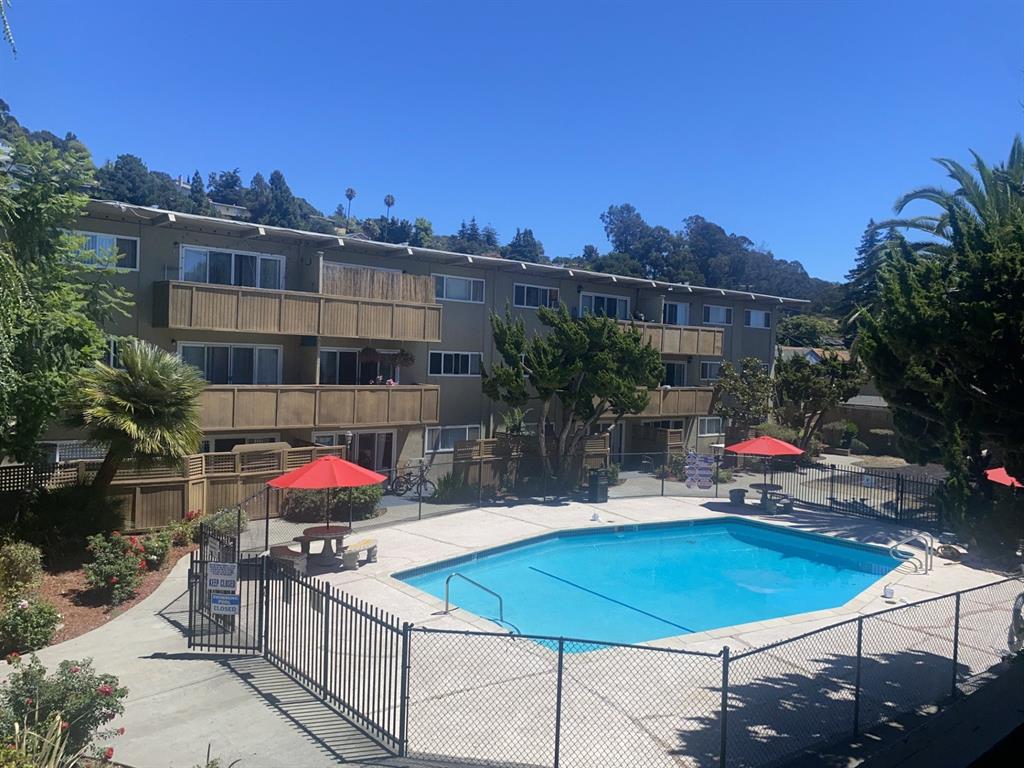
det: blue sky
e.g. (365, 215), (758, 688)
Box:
(2, 0), (1022, 281)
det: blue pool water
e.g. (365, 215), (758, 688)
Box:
(396, 518), (895, 645)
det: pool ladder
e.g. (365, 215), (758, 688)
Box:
(444, 572), (505, 624)
(889, 531), (935, 574)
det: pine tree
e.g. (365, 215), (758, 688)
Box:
(502, 228), (546, 263)
(268, 170), (301, 228)
(482, 224), (499, 249)
(843, 219), (887, 317)
(188, 171), (212, 215)
(466, 217), (481, 242)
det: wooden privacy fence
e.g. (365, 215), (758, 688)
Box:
(0, 445), (346, 531)
(447, 434), (610, 489)
(321, 263), (436, 304)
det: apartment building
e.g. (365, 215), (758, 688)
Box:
(41, 200), (807, 471)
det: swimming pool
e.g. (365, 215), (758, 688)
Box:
(395, 518), (896, 645)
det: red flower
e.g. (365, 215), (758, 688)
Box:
(109, 576), (119, 585)
(116, 727), (125, 736)
(112, 531), (121, 537)
(70, 665), (81, 674)
(24, 698), (32, 706)
(138, 559), (147, 570)
(5, 652), (20, 665)
(60, 721), (69, 731)
(103, 746), (114, 760)
(97, 684), (114, 696)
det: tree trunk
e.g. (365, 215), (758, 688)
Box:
(537, 400), (553, 481)
(91, 448), (125, 495)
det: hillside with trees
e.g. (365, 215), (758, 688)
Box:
(0, 100), (835, 300)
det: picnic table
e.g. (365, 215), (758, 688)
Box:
(295, 524), (352, 560)
(749, 482), (783, 508)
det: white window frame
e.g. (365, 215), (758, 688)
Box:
(662, 301), (690, 326)
(179, 244), (286, 289)
(72, 230), (140, 271)
(579, 292), (630, 320)
(424, 424), (482, 454)
(698, 416), (724, 437)
(313, 429), (397, 471)
(178, 342), (284, 385)
(199, 433), (281, 454)
(319, 347), (401, 384)
(744, 308), (772, 329)
(513, 283), (560, 309)
(433, 273), (485, 304)
(702, 304), (733, 326)
(39, 440), (107, 463)
(699, 359), (723, 382)
(428, 351), (482, 377)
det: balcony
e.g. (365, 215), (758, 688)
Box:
(198, 384), (441, 431)
(153, 281), (442, 343)
(632, 387), (714, 419)
(619, 321), (723, 357)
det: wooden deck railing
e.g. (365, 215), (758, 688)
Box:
(199, 384), (441, 431)
(153, 281), (442, 342)
(618, 321), (724, 357)
(321, 263), (436, 304)
(633, 387), (715, 418)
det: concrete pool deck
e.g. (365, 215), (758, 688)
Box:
(309, 494), (1006, 655)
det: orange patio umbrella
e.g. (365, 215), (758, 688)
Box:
(984, 467), (1023, 489)
(268, 455), (387, 528)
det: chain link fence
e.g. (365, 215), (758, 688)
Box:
(404, 577), (1023, 768)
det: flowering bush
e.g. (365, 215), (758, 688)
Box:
(0, 655), (127, 757)
(83, 533), (145, 605)
(0, 599), (61, 655)
(141, 531), (172, 570)
(168, 509), (205, 546)
(205, 508), (248, 538)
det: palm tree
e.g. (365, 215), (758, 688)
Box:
(66, 338), (207, 494)
(383, 194), (395, 240)
(345, 187), (356, 219)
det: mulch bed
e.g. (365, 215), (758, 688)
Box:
(38, 544), (195, 646)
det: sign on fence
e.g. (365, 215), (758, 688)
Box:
(209, 593), (241, 615)
(207, 562), (238, 592)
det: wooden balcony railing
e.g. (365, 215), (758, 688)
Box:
(153, 281), (442, 343)
(321, 263), (436, 304)
(619, 321), (724, 357)
(199, 384), (441, 431)
(632, 386), (715, 418)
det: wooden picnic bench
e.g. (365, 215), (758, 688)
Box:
(269, 544), (308, 575)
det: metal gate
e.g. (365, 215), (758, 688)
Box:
(187, 552), (264, 653)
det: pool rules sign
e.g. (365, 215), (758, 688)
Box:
(207, 561), (240, 615)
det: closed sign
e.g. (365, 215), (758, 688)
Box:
(207, 561), (238, 592)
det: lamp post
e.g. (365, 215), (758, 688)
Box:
(344, 431), (355, 529)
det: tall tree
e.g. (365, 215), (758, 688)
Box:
(95, 154), (151, 204)
(188, 171), (212, 215)
(345, 187), (356, 218)
(207, 169), (244, 206)
(483, 305), (663, 480)
(245, 172), (272, 223)
(267, 170), (301, 228)
(773, 353), (866, 449)
(502, 228), (546, 263)
(712, 358), (773, 435)
(859, 137), (1024, 516)
(66, 339), (205, 493)
(776, 314), (839, 347)
(0, 138), (131, 461)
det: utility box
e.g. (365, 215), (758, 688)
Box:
(588, 468), (609, 503)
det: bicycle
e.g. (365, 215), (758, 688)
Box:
(389, 462), (437, 498)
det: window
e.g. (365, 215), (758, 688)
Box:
(580, 292), (629, 320)
(513, 283), (559, 309)
(38, 440), (106, 463)
(314, 431), (396, 472)
(320, 348), (400, 385)
(702, 305), (733, 325)
(698, 416), (724, 437)
(434, 274), (484, 303)
(700, 360), (723, 381)
(662, 302), (690, 326)
(429, 351), (482, 376)
(199, 434), (280, 453)
(425, 425), (481, 454)
(179, 245), (284, 289)
(663, 362), (687, 387)
(643, 420), (685, 430)
(744, 309), (771, 329)
(179, 343), (281, 384)
(73, 231), (139, 270)
(101, 338), (124, 369)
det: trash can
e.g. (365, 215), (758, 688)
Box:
(728, 488), (747, 506)
(588, 468), (609, 503)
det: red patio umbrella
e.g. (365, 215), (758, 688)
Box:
(725, 435), (804, 499)
(985, 467), (1023, 489)
(268, 455), (387, 528)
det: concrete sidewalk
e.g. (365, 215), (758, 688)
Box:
(14, 555), (385, 768)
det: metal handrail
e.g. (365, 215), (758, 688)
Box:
(444, 572), (504, 623)
(890, 531), (935, 574)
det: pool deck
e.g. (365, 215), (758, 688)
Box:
(312, 495), (1006, 655)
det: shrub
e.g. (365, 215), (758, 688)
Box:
(0, 543), (43, 599)
(821, 420), (858, 448)
(429, 472), (471, 504)
(0, 655), (127, 757)
(142, 531), (172, 570)
(280, 486), (383, 522)
(12, 485), (124, 560)
(653, 464), (671, 480)
(2, 713), (82, 767)
(204, 508), (249, 538)
(0, 599), (61, 655)
(167, 509), (204, 546)
(849, 438), (869, 455)
(754, 422), (801, 444)
(713, 466), (733, 483)
(605, 463), (620, 486)
(83, 534), (145, 605)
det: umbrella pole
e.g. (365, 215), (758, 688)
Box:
(349, 495), (354, 530)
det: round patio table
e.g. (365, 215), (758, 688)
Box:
(748, 482), (783, 508)
(299, 525), (352, 560)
